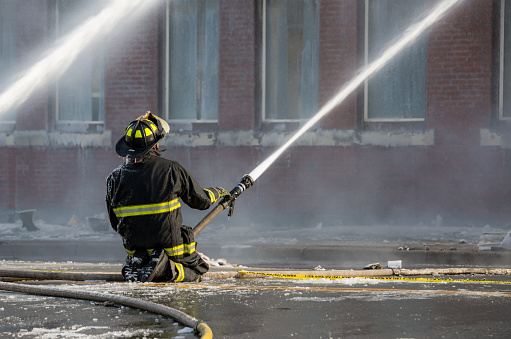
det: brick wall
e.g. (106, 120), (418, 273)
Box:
(218, 0), (256, 131)
(318, 0), (358, 130)
(2, 0), (510, 228)
(427, 0), (493, 133)
(104, 5), (161, 141)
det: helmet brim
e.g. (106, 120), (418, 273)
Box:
(115, 135), (157, 158)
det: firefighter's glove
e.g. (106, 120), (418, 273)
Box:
(206, 187), (230, 203)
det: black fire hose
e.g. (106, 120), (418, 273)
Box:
(0, 281), (213, 338)
(193, 174), (254, 237)
(0, 175), (256, 337)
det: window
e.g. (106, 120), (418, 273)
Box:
(263, 0), (319, 121)
(0, 0), (17, 122)
(56, 0), (104, 124)
(501, 0), (511, 119)
(364, 0), (427, 122)
(165, 0), (219, 122)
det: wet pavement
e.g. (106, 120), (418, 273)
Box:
(2, 223), (511, 268)
(1, 223), (511, 337)
(2, 239), (511, 271)
(1, 260), (511, 338)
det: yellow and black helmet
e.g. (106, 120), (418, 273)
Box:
(115, 111), (170, 158)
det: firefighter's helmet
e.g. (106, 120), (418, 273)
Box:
(115, 111), (170, 158)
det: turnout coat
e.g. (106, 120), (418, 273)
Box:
(106, 150), (219, 264)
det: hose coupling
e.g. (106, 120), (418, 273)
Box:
(225, 174), (254, 217)
(228, 174), (254, 200)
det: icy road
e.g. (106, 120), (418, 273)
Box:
(1, 264), (510, 338)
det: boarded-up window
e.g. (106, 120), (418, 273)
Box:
(365, 0), (427, 121)
(264, 0), (319, 120)
(56, 0), (104, 122)
(167, 0), (219, 121)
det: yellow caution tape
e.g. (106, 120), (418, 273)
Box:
(238, 271), (511, 285)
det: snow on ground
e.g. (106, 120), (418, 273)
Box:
(199, 220), (510, 248)
(0, 215), (508, 337)
(10, 326), (166, 339)
(0, 215), (509, 248)
(0, 220), (118, 242)
(1, 274), (505, 338)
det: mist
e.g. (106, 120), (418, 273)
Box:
(0, 0), (508, 266)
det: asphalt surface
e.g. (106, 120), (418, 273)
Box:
(1, 261), (511, 338)
(1, 238), (511, 268)
(1, 230), (511, 338)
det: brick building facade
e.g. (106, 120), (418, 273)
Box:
(0, 0), (510, 228)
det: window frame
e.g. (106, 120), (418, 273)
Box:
(500, 0), (511, 120)
(53, 0), (105, 129)
(363, 0), (427, 123)
(261, 0), (319, 123)
(0, 0), (18, 125)
(163, 0), (219, 128)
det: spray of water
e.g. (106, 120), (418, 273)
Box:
(248, 0), (462, 181)
(0, 0), (158, 116)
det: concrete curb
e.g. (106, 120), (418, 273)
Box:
(0, 241), (510, 267)
(0, 240), (125, 263)
(219, 245), (511, 266)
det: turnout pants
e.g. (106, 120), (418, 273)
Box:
(152, 249), (209, 283)
(121, 225), (209, 283)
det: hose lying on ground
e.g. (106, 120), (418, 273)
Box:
(2, 267), (511, 282)
(394, 268), (511, 276)
(0, 281), (213, 339)
(0, 269), (124, 282)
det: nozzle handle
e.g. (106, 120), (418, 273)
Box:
(192, 175), (254, 237)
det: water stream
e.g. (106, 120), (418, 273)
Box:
(0, 0), (462, 184)
(0, 0), (158, 116)
(248, 0), (463, 181)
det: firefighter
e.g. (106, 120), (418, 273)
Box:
(106, 112), (229, 283)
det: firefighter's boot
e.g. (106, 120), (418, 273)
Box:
(121, 250), (149, 282)
(139, 249), (170, 282)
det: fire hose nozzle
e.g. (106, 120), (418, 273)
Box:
(224, 175), (254, 217)
(193, 174), (255, 237)
(229, 174), (254, 199)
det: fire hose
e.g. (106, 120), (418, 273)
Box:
(193, 174), (254, 237)
(0, 281), (212, 338)
(0, 175), (255, 338)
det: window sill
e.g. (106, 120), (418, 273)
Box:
(480, 128), (511, 148)
(168, 121), (218, 133)
(55, 121), (105, 133)
(162, 129), (435, 147)
(0, 130), (112, 147)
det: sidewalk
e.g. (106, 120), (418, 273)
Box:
(1, 239), (510, 268)
(0, 221), (510, 268)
